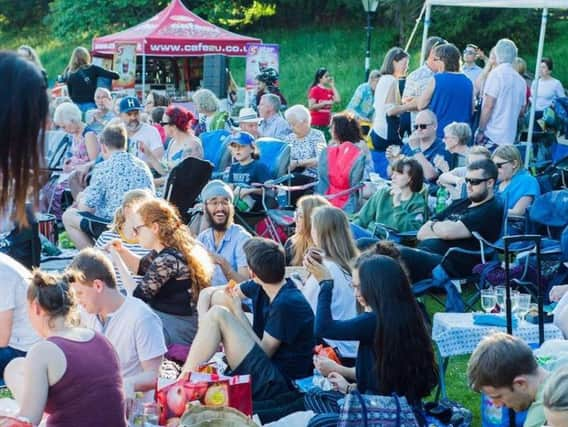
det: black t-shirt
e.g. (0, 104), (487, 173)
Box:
(418, 196), (503, 255)
(65, 65), (119, 103)
(241, 279), (315, 380)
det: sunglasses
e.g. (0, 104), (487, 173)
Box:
(160, 121), (171, 126)
(414, 123), (432, 130)
(495, 160), (511, 169)
(465, 177), (490, 186)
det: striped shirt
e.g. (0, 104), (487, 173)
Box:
(95, 230), (150, 293)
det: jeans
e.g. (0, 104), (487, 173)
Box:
(0, 346), (26, 382)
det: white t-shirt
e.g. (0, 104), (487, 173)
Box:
(81, 296), (167, 378)
(372, 74), (397, 139)
(301, 259), (358, 358)
(0, 254), (40, 352)
(483, 63), (526, 145)
(130, 123), (163, 164)
(532, 78), (565, 112)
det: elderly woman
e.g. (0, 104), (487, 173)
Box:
(40, 102), (99, 218)
(192, 88), (228, 136)
(434, 121), (472, 174)
(492, 145), (540, 216)
(283, 105), (326, 204)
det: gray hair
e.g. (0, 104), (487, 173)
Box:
(416, 109), (438, 127)
(53, 102), (82, 126)
(443, 122), (471, 145)
(544, 365), (568, 412)
(261, 93), (281, 113)
(285, 104), (311, 125)
(495, 39), (518, 65)
(368, 69), (380, 83)
(94, 87), (111, 99)
(192, 89), (220, 114)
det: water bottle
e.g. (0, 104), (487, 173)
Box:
(277, 188), (288, 208)
(435, 187), (449, 214)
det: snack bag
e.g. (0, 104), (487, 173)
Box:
(0, 417), (33, 427)
(156, 372), (252, 425)
(314, 344), (342, 365)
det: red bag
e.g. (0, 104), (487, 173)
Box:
(156, 372), (252, 425)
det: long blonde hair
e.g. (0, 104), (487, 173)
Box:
(311, 206), (359, 273)
(138, 199), (212, 300)
(67, 47), (91, 73)
(290, 195), (331, 266)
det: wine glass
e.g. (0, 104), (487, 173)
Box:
(516, 293), (532, 322)
(481, 289), (497, 313)
(494, 286), (506, 312)
(510, 290), (520, 313)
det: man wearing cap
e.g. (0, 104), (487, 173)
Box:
(237, 107), (262, 139)
(119, 96), (164, 169)
(462, 44), (483, 84)
(197, 180), (252, 286)
(258, 93), (292, 140)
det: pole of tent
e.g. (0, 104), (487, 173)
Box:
(142, 40), (147, 99)
(419, 2), (431, 65)
(524, 8), (548, 168)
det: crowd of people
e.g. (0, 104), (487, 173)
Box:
(0, 29), (567, 427)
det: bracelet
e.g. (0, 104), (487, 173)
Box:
(430, 221), (436, 232)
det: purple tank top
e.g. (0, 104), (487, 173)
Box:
(45, 332), (126, 427)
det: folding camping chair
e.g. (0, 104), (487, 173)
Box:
(200, 129), (231, 175)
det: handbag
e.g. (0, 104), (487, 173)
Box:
(338, 391), (419, 427)
(386, 114), (402, 146)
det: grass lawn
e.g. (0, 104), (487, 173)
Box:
(423, 291), (482, 425)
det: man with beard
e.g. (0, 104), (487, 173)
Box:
(119, 96), (164, 170)
(398, 159), (502, 282)
(197, 180), (252, 286)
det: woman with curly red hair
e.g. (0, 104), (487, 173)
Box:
(107, 198), (213, 346)
(145, 104), (204, 189)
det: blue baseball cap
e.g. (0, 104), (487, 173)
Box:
(228, 131), (255, 146)
(119, 96), (142, 114)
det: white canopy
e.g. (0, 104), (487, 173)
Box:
(426, 0), (568, 8)
(420, 0), (568, 167)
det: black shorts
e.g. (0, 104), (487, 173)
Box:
(230, 343), (293, 401)
(78, 212), (110, 240)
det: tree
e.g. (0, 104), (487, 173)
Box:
(0, 0), (50, 30)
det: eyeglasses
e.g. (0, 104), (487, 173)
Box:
(463, 50), (476, 55)
(206, 199), (231, 207)
(132, 224), (147, 235)
(465, 177), (491, 186)
(414, 123), (432, 130)
(495, 160), (511, 169)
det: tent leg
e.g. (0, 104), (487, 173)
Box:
(419, 3), (431, 65)
(525, 8), (548, 169)
(142, 49), (147, 99)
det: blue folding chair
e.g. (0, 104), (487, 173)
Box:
(255, 137), (291, 180)
(200, 129), (231, 173)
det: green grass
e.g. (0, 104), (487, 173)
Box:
(423, 290), (482, 425)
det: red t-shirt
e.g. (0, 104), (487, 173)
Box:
(308, 85), (334, 127)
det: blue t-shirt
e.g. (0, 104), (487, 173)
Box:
(228, 160), (271, 186)
(497, 169), (540, 210)
(241, 279), (315, 380)
(402, 138), (451, 180)
(429, 73), (473, 138)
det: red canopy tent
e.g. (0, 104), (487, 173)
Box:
(92, 0), (260, 57)
(92, 0), (261, 94)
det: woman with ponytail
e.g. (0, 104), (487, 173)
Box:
(4, 270), (126, 426)
(143, 105), (204, 190)
(107, 198), (213, 346)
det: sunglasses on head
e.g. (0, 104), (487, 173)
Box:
(465, 177), (490, 186)
(414, 123), (431, 130)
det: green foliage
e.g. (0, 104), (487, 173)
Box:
(49, 0), (168, 41)
(0, 0), (50, 30)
